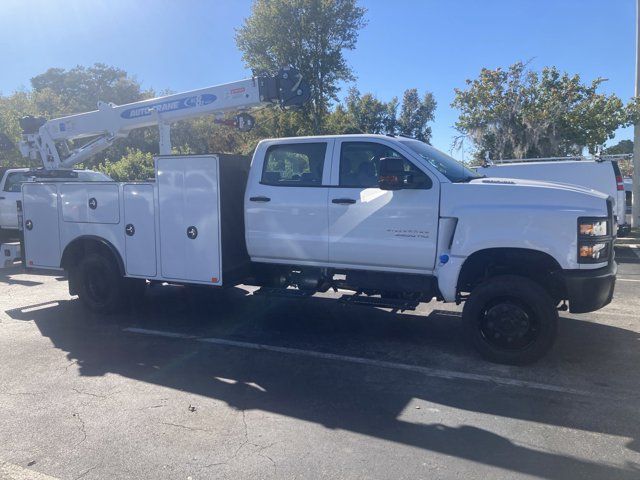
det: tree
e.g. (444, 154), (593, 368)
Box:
(452, 62), (635, 163)
(236, 0), (367, 133)
(605, 139), (633, 155)
(98, 149), (155, 181)
(604, 139), (634, 177)
(0, 64), (152, 169)
(324, 87), (435, 140)
(31, 64), (146, 114)
(397, 88), (436, 143)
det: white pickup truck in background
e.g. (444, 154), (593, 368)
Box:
(21, 134), (617, 365)
(0, 167), (111, 238)
(478, 158), (630, 236)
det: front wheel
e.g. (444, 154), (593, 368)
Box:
(75, 253), (126, 314)
(462, 275), (558, 365)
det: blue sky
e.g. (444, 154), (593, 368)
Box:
(1, 0), (636, 160)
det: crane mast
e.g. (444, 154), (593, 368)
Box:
(19, 67), (309, 170)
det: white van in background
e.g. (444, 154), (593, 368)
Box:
(479, 158), (630, 236)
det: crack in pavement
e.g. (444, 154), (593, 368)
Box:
(73, 464), (99, 480)
(72, 413), (87, 447)
(71, 388), (108, 399)
(160, 422), (214, 434)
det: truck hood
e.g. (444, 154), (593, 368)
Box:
(471, 176), (609, 198)
(441, 176), (609, 219)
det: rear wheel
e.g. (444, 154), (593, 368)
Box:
(462, 275), (558, 365)
(75, 253), (126, 314)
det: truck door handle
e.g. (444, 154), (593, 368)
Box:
(249, 196), (271, 202)
(332, 198), (356, 205)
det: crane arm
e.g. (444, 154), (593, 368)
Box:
(19, 67), (309, 170)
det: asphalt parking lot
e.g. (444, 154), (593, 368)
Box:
(0, 246), (639, 480)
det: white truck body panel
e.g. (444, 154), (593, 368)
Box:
(157, 156), (222, 285)
(60, 183), (120, 224)
(0, 169), (112, 231)
(22, 155), (224, 285)
(478, 161), (625, 226)
(123, 184), (157, 277)
(22, 183), (61, 269)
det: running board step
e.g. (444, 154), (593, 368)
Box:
(338, 294), (419, 311)
(253, 287), (315, 299)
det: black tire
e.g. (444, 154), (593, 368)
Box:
(462, 275), (558, 365)
(75, 253), (126, 314)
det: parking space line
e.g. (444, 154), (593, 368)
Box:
(124, 327), (590, 396)
(617, 278), (640, 282)
(0, 461), (60, 480)
(124, 327), (198, 339)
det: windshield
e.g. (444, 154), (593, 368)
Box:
(398, 139), (482, 182)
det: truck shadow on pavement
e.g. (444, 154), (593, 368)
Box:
(6, 287), (640, 480)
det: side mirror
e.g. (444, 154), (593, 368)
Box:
(378, 157), (405, 190)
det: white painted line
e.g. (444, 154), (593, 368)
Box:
(617, 278), (640, 283)
(125, 327), (590, 396)
(124, 327), (197, 339)
(196, 336), (589, 396)
(20, 302), (59, 313)
(0, 461), (60, 480)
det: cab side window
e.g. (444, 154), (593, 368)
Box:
(262, 143), (327, 187)
(339, 142), (431, 189)
(4, 172), (30, 192)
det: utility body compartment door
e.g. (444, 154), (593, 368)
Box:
(60, 183), (120, 224)
(123, 184), (156, 277)
(22, 183), (61, 269)
(157, 155), (222, 285)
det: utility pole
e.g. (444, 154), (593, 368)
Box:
(633, 0), (640, 228)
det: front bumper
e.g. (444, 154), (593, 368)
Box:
(563, 261), (617, 314)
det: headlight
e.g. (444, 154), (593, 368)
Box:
(578, 219), (608, 237)
(579, 242), (610, 261)
(577, 216), (612, 264)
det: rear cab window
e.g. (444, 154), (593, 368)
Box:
(262, 143), (327, 187)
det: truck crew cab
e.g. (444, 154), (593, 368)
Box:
(17, 70), (617, 365)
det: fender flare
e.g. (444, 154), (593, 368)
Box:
(60, 235), (125, 275)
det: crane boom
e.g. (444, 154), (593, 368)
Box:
(19, 67), (309, 170)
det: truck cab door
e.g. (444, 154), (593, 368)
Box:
(328, 139), (439, 272)
(245, 139), (333, 264)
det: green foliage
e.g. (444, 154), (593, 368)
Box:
(30, 64), (146, 113)
(236, 0), (367, 133)
(452, 61), (635, 162)
(398, 88), (436, 142)
(605, 139), (633, 155)
(323, 87), (436, 142)
(605, 139), (634, 177)
(98, 149), (155, 181)
(0, 63), (151, 169)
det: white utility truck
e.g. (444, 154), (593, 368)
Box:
(17, 69), (616, 365)
(479, 156), (630, 237)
